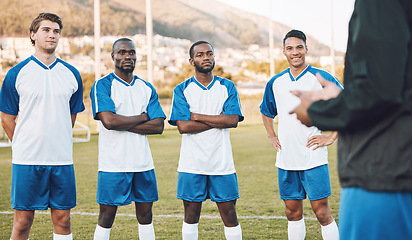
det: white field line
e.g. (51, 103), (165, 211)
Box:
(0, 211), (317, 221)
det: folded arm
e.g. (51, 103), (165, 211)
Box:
(128, 117), (164, 135)
(176, 113), (239, 134)
(96, 111), (149, 131)
(191, 113), (239, 128)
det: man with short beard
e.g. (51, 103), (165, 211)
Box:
(169, 41), (244, 240)
(90, 38), (166, 240)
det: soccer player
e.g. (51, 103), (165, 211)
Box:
(260, 30), (342, 240)
(169, 41), (244, 240)
(90, 38), (165, 240)
(0, 12), (85, 240)
(290, 0), (412, 239)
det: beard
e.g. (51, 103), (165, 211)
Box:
(116, 64), (135, 74)
(44, 47), (57, 54)
(194, 61), (215, 73)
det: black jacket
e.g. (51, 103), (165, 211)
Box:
(308, 0), (412, 191)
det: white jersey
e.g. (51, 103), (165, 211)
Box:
(260, 65), (343, 170)
(169, 76), (244, 175)
(0, 56), (85, 165)
(90, 73), (166, 172)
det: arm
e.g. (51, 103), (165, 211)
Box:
(0, 112), (17, 141)
(261, 114), (281, 152)
(307, 131), (338, 150)
(96, 111), (149, 131)
(71, 114), (77, 128)
(294, 0), (410, 131)
(176, 120), (212, 134)
(128, 117), (164, 135)
(290, 74), (342, 127)
(176, 113), (239, 134)
(191, 113), (239, 129)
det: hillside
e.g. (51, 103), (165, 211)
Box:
(0, 0), (331, 55)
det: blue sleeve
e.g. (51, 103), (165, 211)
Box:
(144, 82), (166, 120)
(222, 81), (244, 122)
(315, 69), (344, 90)
(90, 78), (115, 120)
(168, 84), (191, 126)
(69, 68), (85, 114)
(260, 78), (277, 118)
(0, 69), (19, 115)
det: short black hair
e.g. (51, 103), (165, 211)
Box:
(189, 40), (213, 58)
(112, 38), (134, 53)
(283, 30), (306, 46)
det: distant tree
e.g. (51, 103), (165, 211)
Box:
(80, 72), (95, 100)
(170, 64), (194, 89)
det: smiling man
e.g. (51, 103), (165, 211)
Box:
(0, 13), (85, 240)
(90, 38), (165, 240)
(260, 30), (342, 240)
(169, 41), (244, 240)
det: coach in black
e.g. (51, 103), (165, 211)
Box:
(290, 0), (412, 239)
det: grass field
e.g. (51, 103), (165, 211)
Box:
(0, 124), (341, 239)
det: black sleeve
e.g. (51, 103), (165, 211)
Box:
(308, 0), (411, 131)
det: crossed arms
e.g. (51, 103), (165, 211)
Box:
(176, 112), (239, 134)
(97, 111), (164, 135)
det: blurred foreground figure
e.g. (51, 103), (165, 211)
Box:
(290, 0), (412, 239)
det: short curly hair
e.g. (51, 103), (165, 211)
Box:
(189, 40), (213, 59)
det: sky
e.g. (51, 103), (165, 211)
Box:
(216, 0), (356, 52)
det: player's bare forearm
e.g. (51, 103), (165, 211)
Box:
(71, 113), (77, 128)
(176, 120), (212, 134)
(128, 117), (165, 135)
(0, 112), (17, 141)
(191, 113), (239, 129)
(261, 114), (282, 151)
(328, 131), (338, 142)
(97, 111), (149, 131)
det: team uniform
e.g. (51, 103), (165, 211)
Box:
(307, 0), (412, 238)
(0, 55), (85, 210)
(90, 72), (166, 205)
(169, 75), (244, 202)
(260, 65), (343, 200)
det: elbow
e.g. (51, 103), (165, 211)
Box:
(101, 120), (116, 130)
(154, 124), (164, 134)
(177, 125), (189, 134)
(228, 120), (238, 128)
(177, 127), (186, 134)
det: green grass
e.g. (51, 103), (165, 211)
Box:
(0, 124), (341, 239)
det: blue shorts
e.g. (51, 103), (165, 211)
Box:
(11, 164), (76, 210)
(278, 164), (331, 201)
(97, 169), (158, 206)
(177, 172), (239, 202)
(339, 187), (412, 240)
